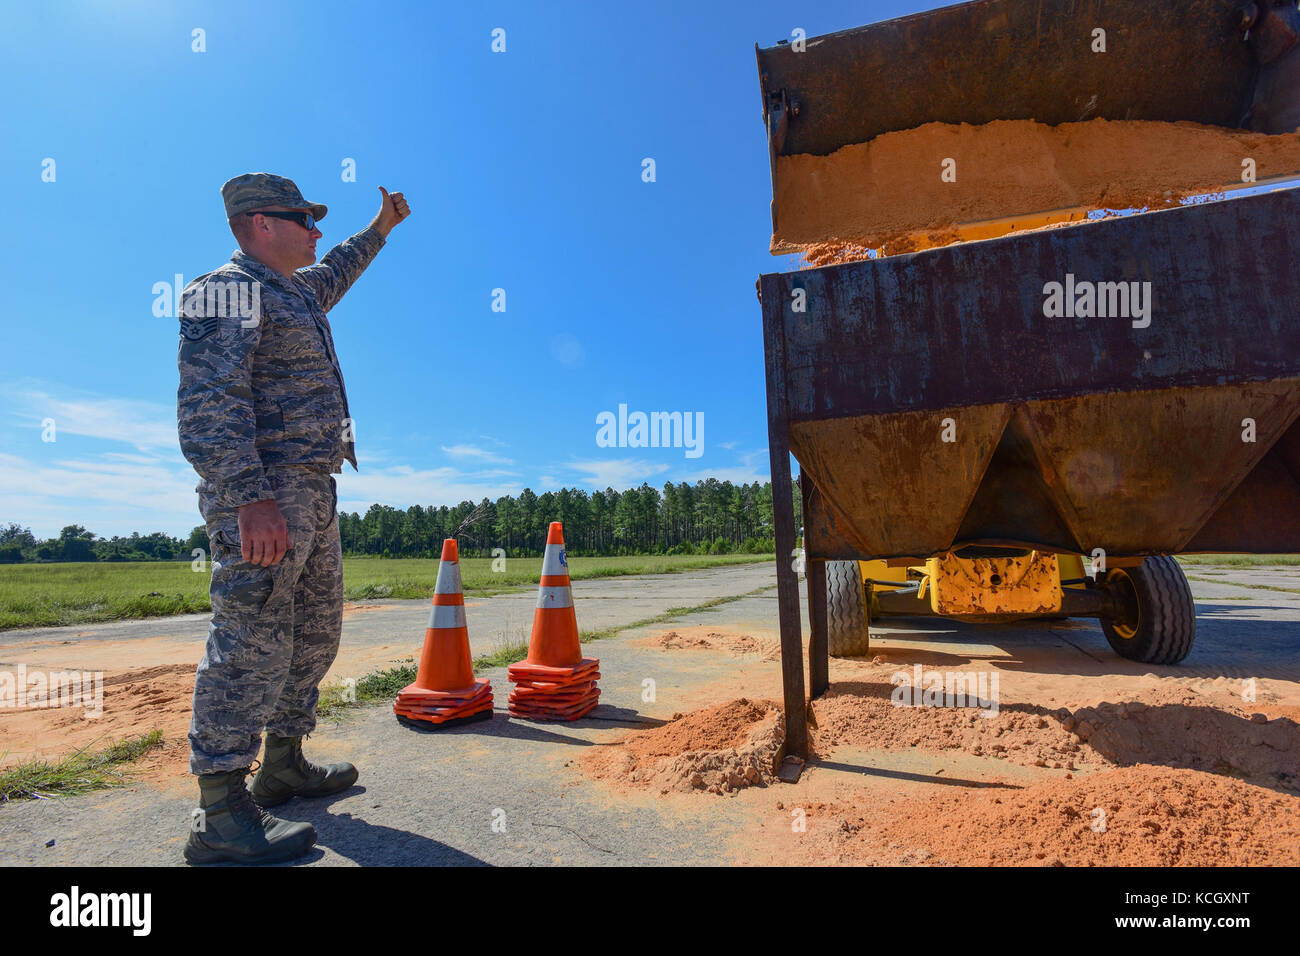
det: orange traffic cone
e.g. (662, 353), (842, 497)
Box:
(507, 522), (600, 720)
(394, 538), (494, 729)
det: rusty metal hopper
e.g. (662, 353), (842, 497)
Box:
(758, 1), (1300, 761)
(762, 185), (1300, 561)
(757, 0), (1300, 561)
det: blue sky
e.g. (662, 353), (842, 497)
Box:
(0, 0), (950, 538)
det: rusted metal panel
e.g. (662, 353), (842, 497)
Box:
(802, 481), (864, 561)
(1018, 382), (1300, 553)
(791, 403), (1012, 556)
(756, 0), (1256, 160)
(761, 188), (1300, 559)
(1185, 418), (1300, 551)
(793, 383), (1300, 558)
(762, 189), (1300, 423)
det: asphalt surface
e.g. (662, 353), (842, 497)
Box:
(1, 562), (1297, 866)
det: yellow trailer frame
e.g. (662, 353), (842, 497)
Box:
(861, 552), (1089, 620)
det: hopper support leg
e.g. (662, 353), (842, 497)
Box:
(767, 430), (808, 763)
(806, 557), (829, 699)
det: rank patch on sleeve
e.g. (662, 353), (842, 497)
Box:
(180, 316), (219, 341)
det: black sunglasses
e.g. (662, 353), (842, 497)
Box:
(246, 209), (317, 230)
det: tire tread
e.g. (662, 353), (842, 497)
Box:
(826, 560), (870, 657)
(1103, 556), (1195, 664)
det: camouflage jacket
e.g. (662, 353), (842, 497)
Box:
(176, 226), (385, 509)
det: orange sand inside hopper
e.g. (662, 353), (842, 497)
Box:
(774, 118), (1300, 262)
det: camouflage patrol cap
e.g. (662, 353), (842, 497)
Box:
(221, 172), (327, 221)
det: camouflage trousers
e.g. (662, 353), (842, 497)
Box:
(189, 466), (342, 774)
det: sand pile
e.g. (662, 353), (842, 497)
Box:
(863, 766), (1300, 866)
(810, 680), (1300, 790)
(653, 627), (777, 660)
(1065, 687), (1298, 792)
(582, 698), (784, 795)
(775, 118), (1300, 262)
(810, 680), (1105, 771)
(0, 663), (194, 768)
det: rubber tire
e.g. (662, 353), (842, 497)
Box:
(826, 560), (871, 657)
(1100, 556), (1196, 664)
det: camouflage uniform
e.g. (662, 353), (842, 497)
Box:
(178, 173), (385, 774)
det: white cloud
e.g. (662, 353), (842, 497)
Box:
(682, 448), (770, 485)
(1, 383), (180, 453)
(0, 451), (200, 538)
(100, 452), (167, 465)
(337, 462), (523, 513)
(562, 458), (670, 489)
(0, 381), (534, 534)
(441, 443), (515, 465)
(0, 448), (533, 537)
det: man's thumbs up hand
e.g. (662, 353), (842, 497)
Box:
(371, 186), (411, 238)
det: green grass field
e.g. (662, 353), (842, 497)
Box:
(1175, 554), (1300, 567)
(0, 553), (772, 630)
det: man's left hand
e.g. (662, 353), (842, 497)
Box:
(371, 186), (411, 238)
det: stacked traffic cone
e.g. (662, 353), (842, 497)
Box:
(394, 538), (494, 729)
(507, 522), (600, 720)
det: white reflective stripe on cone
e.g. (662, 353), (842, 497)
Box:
(535, 585), (573, 609)
(540, 543), (568, 577)
(428, 603), (467, 629)
(433, 561), (463, 595)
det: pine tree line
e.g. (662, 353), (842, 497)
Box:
(340, 480), (798, 557)
(0, 480), (803, 562)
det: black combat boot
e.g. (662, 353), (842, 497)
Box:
(250, 732), (359, 807)
(183, 768), (317, 865)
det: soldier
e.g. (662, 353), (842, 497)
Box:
(177, 173), (410, 864)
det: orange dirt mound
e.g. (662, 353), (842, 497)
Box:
(582, 698), (784, 795)
(810, 680), (1105, 772)
(1065, 687), (1299, 791)
(810, 681), (1300, 791)
(653, 627), (775, 659)
(0, 663), (194, 769)
(864, 766), (1300, 866)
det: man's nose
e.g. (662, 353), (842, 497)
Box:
(310, 227), (322, 239)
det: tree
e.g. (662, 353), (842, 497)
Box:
(516, 488), (538, 554)
(0, 524), (36, 550)
(186, 526), (210, 555)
